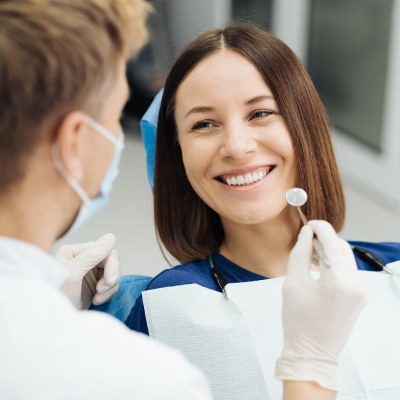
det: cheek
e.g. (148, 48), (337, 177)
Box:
(273, 129), (296, 166)
(85, 142), (115, 194)
(268, 129), (297, 183)
(181, 143), (201, 182)
(285, 149), (297, 186)
(177, 133), (198, 188)
(179, 141), (214, 201)
(179, 134), (205, 171)
(285, 143), (296, 172)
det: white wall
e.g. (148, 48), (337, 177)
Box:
(167, 0), (232, 55)
(342, 175), (400, 243)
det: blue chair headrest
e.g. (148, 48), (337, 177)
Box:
(140, 89), (163, 190)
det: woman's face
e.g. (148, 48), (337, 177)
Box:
(174, 49), (296, 227)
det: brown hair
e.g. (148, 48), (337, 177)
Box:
(155, 23), (345, 263)
(0, 0), (151, 191)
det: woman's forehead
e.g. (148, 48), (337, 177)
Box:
(174, 50), (275, 113)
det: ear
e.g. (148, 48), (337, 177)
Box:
(54, 111), (87, 182)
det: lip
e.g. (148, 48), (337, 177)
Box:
(214, 166), (277, 192)
(213, 164), (276, 186)
(214, 165), (274, 179)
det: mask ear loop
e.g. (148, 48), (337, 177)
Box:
(51, 116), (123, 206)
(83, 116), (124, 148)
(51, 144), (90, 204)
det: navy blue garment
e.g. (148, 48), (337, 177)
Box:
(125, 253), (265, 335)
(125, 241), (400, 335)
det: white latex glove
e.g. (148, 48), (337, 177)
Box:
(57, 233), (120, 310)
(275, 220), (367, 392)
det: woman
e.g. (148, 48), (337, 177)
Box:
(126, 22), (399, 395)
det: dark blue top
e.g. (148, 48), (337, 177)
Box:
(125, 240), (400, 335)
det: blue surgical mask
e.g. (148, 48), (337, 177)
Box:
(52, 115), (125, 235)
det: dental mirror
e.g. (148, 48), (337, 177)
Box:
(286, 187), (330, 267)
(285, 188), (308, 225)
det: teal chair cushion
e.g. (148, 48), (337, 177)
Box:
(90, 274), (151, 322)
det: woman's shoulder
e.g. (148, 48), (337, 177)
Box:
(126, 258), (222, 334)
(145, 258), (220, 292)
(347, 239), (400, 269)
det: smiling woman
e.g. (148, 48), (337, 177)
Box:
(175, 49), (297, 239)
(152, 23), (345, 265)
(125, 22), (400, 344)
(122, 24), (400, 400)
(125, 22), (348, 333)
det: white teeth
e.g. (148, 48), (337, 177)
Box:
(223, 168), (271, 186)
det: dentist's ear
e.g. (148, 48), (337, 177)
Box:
(54, 111), (88, 182)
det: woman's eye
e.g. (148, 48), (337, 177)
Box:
(191, 120), (216, 131)
(250, 110), (274, 120)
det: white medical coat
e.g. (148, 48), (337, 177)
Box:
(0, 236), (212, 400)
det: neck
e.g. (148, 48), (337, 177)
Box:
(0, 193), (54, 251)
(219, 211), (299, 278)
(0, 165), (78, 252)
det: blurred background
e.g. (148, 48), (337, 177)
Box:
(55, 0), (400, 277)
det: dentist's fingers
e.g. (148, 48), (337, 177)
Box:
(307, 221), (359, 285)
(92, 249), (120, 305)
(73, 233), (116, 273)
(92, 284), (119, 305)
(93, 249), (120, 293)
(286, 225), (314, 283)
(56, 241), (92, 260)
(101, 249), (120, 287)
(307, 220), (339, 262)
(338, 238), (358, 270)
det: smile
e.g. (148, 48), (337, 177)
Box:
(216, 166), (276, 186)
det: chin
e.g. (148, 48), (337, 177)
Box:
(222, 205), (289, 226)
(56, 214), (77, 240)
(223, 213), (272, 226)
(56, 225), (71, 240)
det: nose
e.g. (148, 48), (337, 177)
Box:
(219, 123), (257, 160)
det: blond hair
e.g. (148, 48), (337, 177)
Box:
(0, 0), (151, 190)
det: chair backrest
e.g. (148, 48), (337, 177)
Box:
(90, 275), (152, 322)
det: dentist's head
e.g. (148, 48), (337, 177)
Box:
(0, 0), (151, 247)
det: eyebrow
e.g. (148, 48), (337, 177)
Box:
(184, 95), (275, 119)
(245, 95), (274, 105)
(184, 106), (215, 119)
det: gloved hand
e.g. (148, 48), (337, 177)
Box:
(275, 220), (367, 392)
(57, 233), (120, 310)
